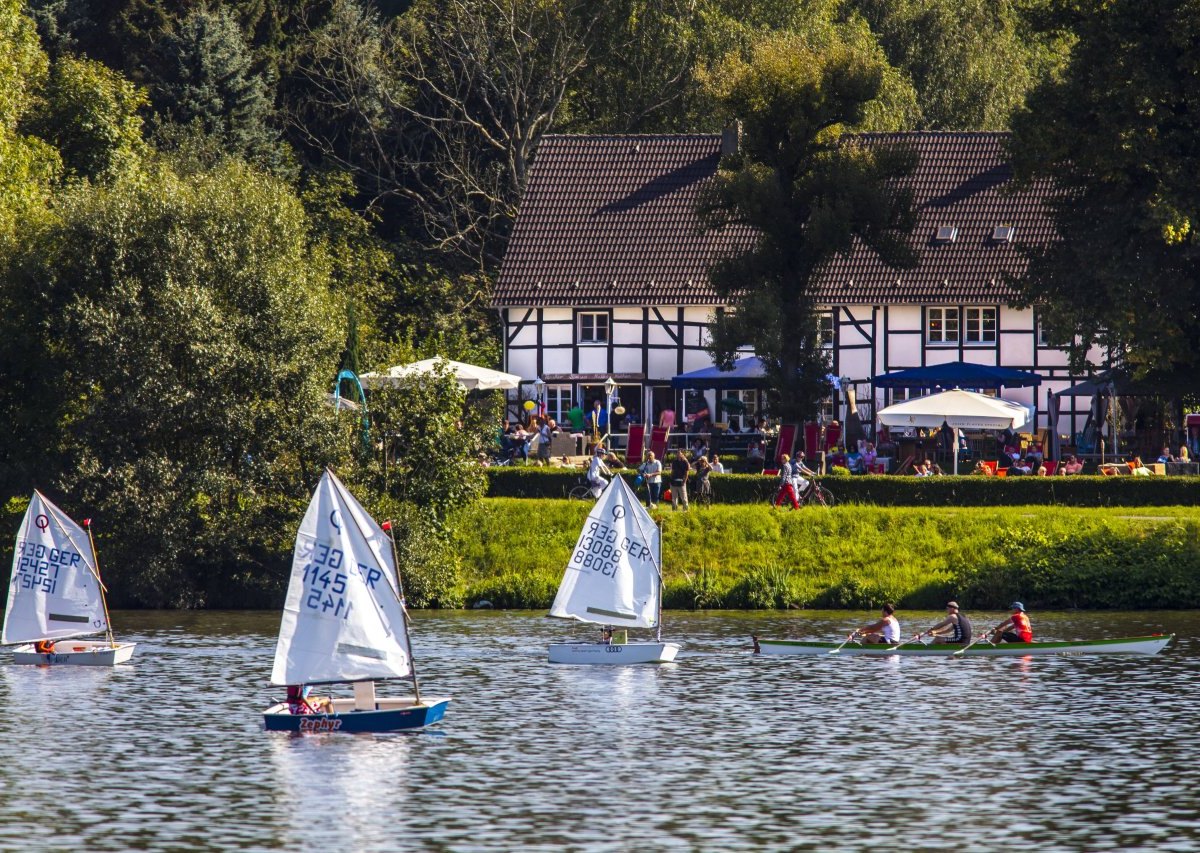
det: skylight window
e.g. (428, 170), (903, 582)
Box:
(991, 225), (1015, 243)
(934, 226), (958, 243)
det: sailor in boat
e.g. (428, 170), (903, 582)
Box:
(286, 685), (316, 715)
(599, 627), (613, 645)
(916, 601), (973, 644)
(987, 602), (1034, 643)
(33, 640), (55, 655)
(849, 603), (900, 644)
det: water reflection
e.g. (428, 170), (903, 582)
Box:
(0, 609), (1193, 850)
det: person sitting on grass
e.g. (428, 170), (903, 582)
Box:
(850, 604), (900, 645)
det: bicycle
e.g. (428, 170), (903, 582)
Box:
(764, 479), (834, 508)
(567, 476), (600, 500)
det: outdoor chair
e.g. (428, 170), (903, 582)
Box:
(625, 424), (646, 465)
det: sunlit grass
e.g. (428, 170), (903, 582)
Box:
(452, 500), (1200, 610)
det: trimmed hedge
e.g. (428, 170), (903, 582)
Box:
(485, 467), (1200, 506)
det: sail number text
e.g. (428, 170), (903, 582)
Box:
(295, 537), (386, 620)
(571, 520), (653, 577)
(14, 539), (79, 594)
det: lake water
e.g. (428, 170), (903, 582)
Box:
(0, 609), (1195, 852)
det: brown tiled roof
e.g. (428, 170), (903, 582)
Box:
(493, 131), (1054, 307)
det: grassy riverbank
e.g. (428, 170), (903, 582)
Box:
(453, 499), (1200, 611)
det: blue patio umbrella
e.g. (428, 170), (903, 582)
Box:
(670, 357), (767, 390)
(873, 361), (1042, 390)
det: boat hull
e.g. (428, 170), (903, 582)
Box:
(754, 635), (1174, 657)
(548, 641), (680, 665)
(11, 641), (137, 666)
(262, 696), (450, 733)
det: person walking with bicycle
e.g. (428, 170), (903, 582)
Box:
(774, 454), (800, 509)
(669, 449), (691, 511)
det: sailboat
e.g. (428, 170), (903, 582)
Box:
(548, 475), (680, 664)
(3, 491), (136, 666)
(262, 469), (450, 733)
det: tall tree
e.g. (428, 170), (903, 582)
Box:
(699, 31), (917, 421)
(851, 0), (1063, 130)
(1009, 0), (1200, 381)
(0, 155), (345, 606)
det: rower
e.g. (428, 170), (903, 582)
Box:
(988, 602), (1033, 643)
(916, 601), (973, 645)
(850, 603), (900, 644)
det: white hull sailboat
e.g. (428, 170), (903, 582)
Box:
(262, 470), (449, 734)
(548, 476), (681, 665)
(3, 492), (136, 666)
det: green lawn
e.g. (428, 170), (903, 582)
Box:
(452, 499), (1200, 610)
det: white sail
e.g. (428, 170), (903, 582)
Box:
(3, 492), (107, 645)
(270, 470), (412, 686)
(549, 476), (661, 628)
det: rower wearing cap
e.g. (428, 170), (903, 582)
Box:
(915, 601), (972, 645)
(988, 602), (1033, 643)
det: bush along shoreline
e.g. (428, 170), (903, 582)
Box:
(455, 499), (1200, 611)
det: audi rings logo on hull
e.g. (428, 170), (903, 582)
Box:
(605, 645), (623, 653)
(298, 716), (343, 733)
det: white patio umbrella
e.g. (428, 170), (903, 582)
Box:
(877, 388), (1029, 474)
(360, 358), (521, 391)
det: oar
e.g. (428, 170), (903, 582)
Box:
(886, 634), (926, 652)
(952, 633), (993, 657)
(829, 632), (858, 654)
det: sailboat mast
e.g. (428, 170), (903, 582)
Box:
(384, 523), (423, 704)
(656, 518), (663, 643)
(82, 520), (117, 648)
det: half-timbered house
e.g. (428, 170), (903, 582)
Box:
(492, 131), (1101, 437)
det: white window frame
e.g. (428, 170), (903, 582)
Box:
(817, 312), (834, 347)
(964, 307), (997, 344)
(927, 307), (959, 345)
(545, 384), (572, 423)
(578, 311), (609, 344)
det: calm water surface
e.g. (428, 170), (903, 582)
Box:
(0, 609), (1196, 852)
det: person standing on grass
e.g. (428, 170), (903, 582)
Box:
(988, 602), (1033, 643)
(774, 454), (800, 508)
(670, 449), (691, 511)
(638, 451), (663, 508)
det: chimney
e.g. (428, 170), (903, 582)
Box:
(721, 120), (742, 157)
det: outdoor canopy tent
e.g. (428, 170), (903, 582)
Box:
(873, 361), (1042, 390)
(877, 388), (1029, 474)
(670, 356), (767, 390)
(360, 358), (521, 391)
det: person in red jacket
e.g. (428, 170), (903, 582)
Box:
(988, 602), (1033, 643)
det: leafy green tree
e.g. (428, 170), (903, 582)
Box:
(0, 155), (345, 607)
(24, 53), (147, 179)
(0, 0), (60, 254)
(699, 31), (917, 421)
(1009, 0), (1200, 381)
(851, 0), (1063, 130)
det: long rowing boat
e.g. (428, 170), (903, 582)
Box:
(753, 634), (1174, 657)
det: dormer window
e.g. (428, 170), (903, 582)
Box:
(991, 225), (1015, 243)
(934, 226), (958, 243)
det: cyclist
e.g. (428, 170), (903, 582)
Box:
(791, 456), (818, 502)
(586, 445), (611, 498)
